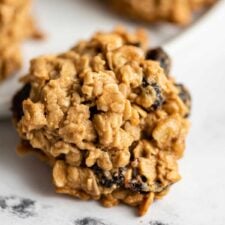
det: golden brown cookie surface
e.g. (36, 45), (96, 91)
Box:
(13, 28), (190, 216)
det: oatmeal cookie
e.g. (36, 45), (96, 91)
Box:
(12, 27), (191, 216)
(108, 0), (217, 25)
(0, 0), (40, 82)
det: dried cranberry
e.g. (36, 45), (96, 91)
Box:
(92, 165), (125, 188)
(11, 83), (31, 122)
(146, 47), (171, 76)
(176, 83), (191, 117)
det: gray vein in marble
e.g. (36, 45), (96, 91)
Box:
(74, 217), (111, 225)
(0, 195), (37, 218)
(149, 221), (169, 225)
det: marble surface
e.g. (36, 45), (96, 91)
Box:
(0, 0), (225, 224)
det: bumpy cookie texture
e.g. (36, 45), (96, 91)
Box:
(108, 0), (217, 25)
(13, 27), (190, 216)
(0, 0), (39, 82)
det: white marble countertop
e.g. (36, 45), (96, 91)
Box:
(0, 0), (225, 224)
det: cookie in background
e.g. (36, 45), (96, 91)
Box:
(107, 0), (217, 25)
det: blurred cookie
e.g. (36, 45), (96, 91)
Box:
(0, 0), (41, 82)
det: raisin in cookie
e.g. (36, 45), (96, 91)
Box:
(12, 27), (191, 216)
(0, 0), (40, 82)
(108, 0), (217, 25)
